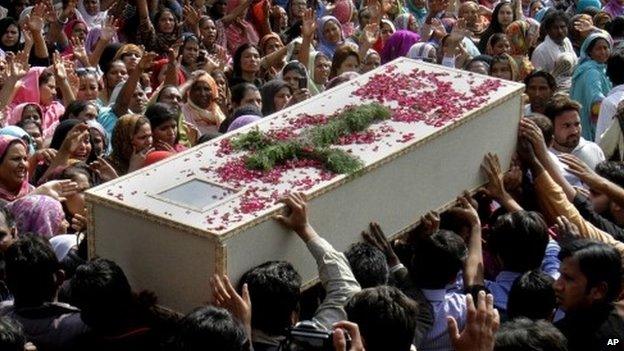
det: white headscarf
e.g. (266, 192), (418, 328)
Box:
(77, 0), (108, 29)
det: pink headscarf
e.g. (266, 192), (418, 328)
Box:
(7, 102), (43, 126)
(10, 67), (65, 138)
(7, 195), (66, 238)
(0, 135), (32, 202)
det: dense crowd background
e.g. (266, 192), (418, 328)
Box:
(0, 0), (623, 350)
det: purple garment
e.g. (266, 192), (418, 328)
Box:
(227, 115), (262, 132)
(7, 195), (65, 239)
(604, 0), (624, 18)
(380, 30), (421, 64)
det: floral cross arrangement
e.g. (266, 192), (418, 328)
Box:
(230, 103), (391, 174)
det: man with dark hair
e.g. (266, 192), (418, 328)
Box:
(0, 235), (88, 351)
(544, 95), (605, 169)
(170, 306), (247, 351)
(524, 71), (557, 115)
(411, 228), (469, 350)
(596, 49), (624, 143)
(344, 242), (389, 288)
(506, 270), (556, 321)
(554, 239), (624, 351)
(238, 260), (301, 339)
(239, 192), (360, 350)
(532, 11), (577, 73)
(0, 316), (33, 351)
(0, 207), (17, 253)
(495, 318), (568, 351)
(345, 286), (418, 351)
(70, 258), (176, 350)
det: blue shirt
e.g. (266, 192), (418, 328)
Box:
(419, 289), (467, 351)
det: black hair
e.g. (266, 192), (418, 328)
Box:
(38, 70), (55, 86)
(180, 34), (200, 65)
(478, 2), (516, 52)
(153, 7), (179, 33)
(542, 10), (570, 32)
(524, 70), (558, 91)
(544, 95), (581, 121)
(345, 286), (418, 351)
(0, 316), (26, 351)
(528, 114), (554, 145)
(410, 229), (467, 289)
(507, 270), (556, 320)
(489, 211), (549, 272)
(607, 16), (624, 38)
(558, 239), (623, 303)
(60, 100), (89, 121)
(595, 161), (624, 188)
(0, 206), (15, 230)
(231, 83), (259, 106)
(260, 79), (291, 116)
(197, 132), (222, 144)
(4, 235), (60, 308)
(60, 161), (99, 188)
(171, 306), (247, 351)
(239, 261), (301, 335)
(344, 242), (389, 288)
(495, 318), (568, 351)
(607, 48), (624, 86)
(70, 258), (133, 330)
(232, 43), (260, 79)
(145, 103), (178, 129)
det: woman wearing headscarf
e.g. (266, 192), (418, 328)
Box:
(279, 61), (311, 104)
(7, 194), (68, 238)
(380, 30), (420, 64)
(260, 79), (291, 116)
(0, 135), (32, 203)
(0, 126), (35, 156)
(135, 0), (181, 56)
(77, 0), (108, 29)
(393, 13), (419, 32)
(306, 51), (331, 96)
(404, 0), (428, 27)
(227, 114), (262, 132)
(570, 32), (613, 140)
(604, 0), (624, 18)
(9, 103), (43, 126)
(505, 20), (536, 80)
(107, 114), (153, 175)
(8, 67), (66, 139)
(260, 33), (287, 81)
(182, 72), (226, 135)
(332, 0), (356, 38)
(407, 42), (437, 62)
(317, 16), (345, 59)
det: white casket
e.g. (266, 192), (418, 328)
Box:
(86, 58), (525, 312)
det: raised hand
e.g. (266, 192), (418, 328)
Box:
(26, 3), (47, 33)
(362, 222), (400, 267)
(448, 291), (499, 351)
(212, 274), (252, 337)
(518, 118), (548, 160)
(33, 148), (58, 164)
(71, 37), (89, 64)
(481, 152), (508, 201)
(333, 321), (366, 351)
(553, 215), (580, 241)
(137, 51), (157, 72)
(128, 146), (154, 172)
(447, 192), (480, 227)
(90, 156), (119, 181)
(100, 15), (119, 42)
(52, 51), (68, 80)
(183, 4), (201, 28)
(34, 179), (80, 202)
(71, 213), (88, 232)
(59, 123), (90, 155)
(4, 52), (29, 82)
(363, 22), (380, 45)
(301, 8), (316, 38)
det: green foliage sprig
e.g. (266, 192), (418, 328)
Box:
(231, 103), (390, 174)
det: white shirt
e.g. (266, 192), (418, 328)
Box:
(596, 84), (624, 143)
(531, 36), (577, 73)
(550, 137), (606, 170)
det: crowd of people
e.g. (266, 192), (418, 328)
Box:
(0, 0), (622, 349)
